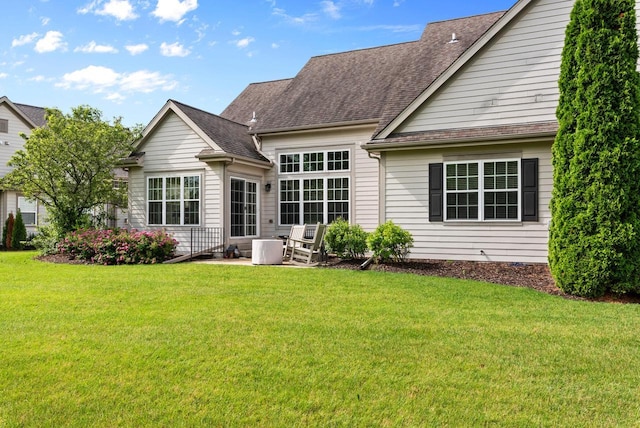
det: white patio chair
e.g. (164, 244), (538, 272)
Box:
(283, 224), (306, 260)
(290, 223), (327, 266)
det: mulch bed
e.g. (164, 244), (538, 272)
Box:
(324, 257), (640, 304)
(36, 253), (640, 304)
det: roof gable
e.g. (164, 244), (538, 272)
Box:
(0, 96), (46, 129)
(136, 99), (268, 164)
(375, 0), (536, 139)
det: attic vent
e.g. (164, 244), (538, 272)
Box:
(448, 33), (459, 44)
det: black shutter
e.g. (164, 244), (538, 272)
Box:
(429, 163), (444, 222)
(521, 158), (538, 222)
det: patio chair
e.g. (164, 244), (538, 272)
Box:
(290, 223), (327, 266)
(283, 224), (306, 260)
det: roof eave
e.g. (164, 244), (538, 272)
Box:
(253, 118), (379, 136)
(196, 152), (273, 169)
(363, 130), (557, 152)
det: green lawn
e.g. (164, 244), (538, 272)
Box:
(1, 251), (640, 426)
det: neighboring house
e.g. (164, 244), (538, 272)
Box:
(0, 96), (47, 240)
(0, 96), (128, 240)
(126, 0), (603, 263)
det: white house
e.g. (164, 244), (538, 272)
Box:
(0, 96), (47, 239)
(126, 0), (628, 263)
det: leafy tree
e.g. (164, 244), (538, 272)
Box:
(549, 0), (640, 296)
(11, 210), (27, 250)
(1, 106), (140, 235)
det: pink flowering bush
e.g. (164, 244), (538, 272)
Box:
(58, 229), (178, 265)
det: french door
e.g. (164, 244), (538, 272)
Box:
(230, 178), (258, 237)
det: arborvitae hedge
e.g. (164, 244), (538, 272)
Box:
(11, 210), (27, 250)
(549, 0), (640, 296)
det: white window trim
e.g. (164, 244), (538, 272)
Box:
(146, 174), (202, 226)
(443, 158), (521, 222)
(278, 149), (351, 175)
(278, 176), (350, 226)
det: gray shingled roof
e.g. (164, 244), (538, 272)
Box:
(14, 102), (46, 128)
(221, 79), (292, 125)
(226, 11), (504, 135)
(170, 100), (268, 163)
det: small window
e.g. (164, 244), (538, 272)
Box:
(18, 197), (37, 225)
(328, 151), (349, 171)
(0, 119), (8, 133)
(279, 154), (300, 174)
(303, 152), (324, 172)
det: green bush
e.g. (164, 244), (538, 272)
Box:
(324, 218), (368, 259)
(31, 224), (65, 255)
(367, 221), (413, 264)
(58, 228), (178, 265)
(11, 210), (27, 250)
(549, 0), (640, 297)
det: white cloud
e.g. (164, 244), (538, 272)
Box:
(236, 37), (255, 49)
(119, 70), (177, 92)
(29, 75), (48, 82)
(74, 41), (119, 54)
(321, 1), (341, 19)
(125, 43), (149, 55)
(0, 73), (8, 79)
(152, 0), (198, 23)
(271, 42), (279, 49)
(41, 17), (50, 26)
(79, 0), (138, 20)
(35, 31), (67, 53)
(57, 65), (121, 91)
(272, 8), (317, 25)
(56, 65), (178, 100)
(160, 41), (190, 57)
(12, 33), (39, 48)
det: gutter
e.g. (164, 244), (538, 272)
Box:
(195, 151), (273, 169)
(362, 130), (557, 152)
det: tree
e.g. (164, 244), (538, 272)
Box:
(1, 106), (140, 235)
(3, 213), (14, 249)
(549, 0), (640, 296)
(11, 210), (26, 250)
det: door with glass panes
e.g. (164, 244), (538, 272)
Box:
(230, 178), (258, 237)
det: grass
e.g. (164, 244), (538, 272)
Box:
(1, 251), (640, 426)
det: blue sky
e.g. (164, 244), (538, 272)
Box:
(2, 0), (516, 127)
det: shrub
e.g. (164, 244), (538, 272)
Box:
(31, 224), (65, 256)
(11, 210), (27, 250)
(58, 229), (178, 265)
(4, 213), (14, 250)
(367, 221), (413, 264)
(549, 0), (640, 296)
(324, 218), (368, 259)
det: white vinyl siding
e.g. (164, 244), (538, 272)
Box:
(127, 111), (224, 254)
(397, 0), (573, 133)
(382, 142), (552, 264)
(0, 104), (35, 177)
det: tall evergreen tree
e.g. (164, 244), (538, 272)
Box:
(11, 210), (27, 250)
(549, 0), (640, 296)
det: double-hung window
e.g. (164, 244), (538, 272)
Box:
(147, 175), (200, 226)
(278, 150), (350, 225)
(444, 159), (520, 221)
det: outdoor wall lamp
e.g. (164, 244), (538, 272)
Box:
(265, 182), (271, 192)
